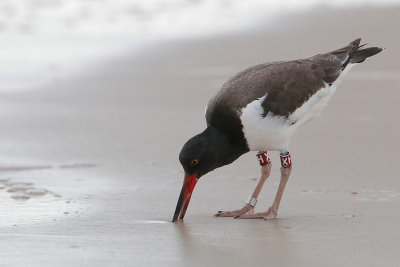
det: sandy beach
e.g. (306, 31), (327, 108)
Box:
(1, 5), (400, 267)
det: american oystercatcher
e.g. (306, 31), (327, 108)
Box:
(172, 38), (382, 222)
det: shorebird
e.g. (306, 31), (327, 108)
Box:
(172, 38), (382, 222)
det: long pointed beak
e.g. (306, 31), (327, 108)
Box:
(172, 173), (198, 222)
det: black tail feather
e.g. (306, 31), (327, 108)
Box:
(335, 39), (382, 70)
(350, 47), (383, 64)
(322, 39), (382, 85)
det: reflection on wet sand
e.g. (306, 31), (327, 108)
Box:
(173, 219), (294, 266)
(0, 3), (399, 266)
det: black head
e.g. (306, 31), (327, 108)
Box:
(179, 126), (244, 179)
(173, 126), (247, 222)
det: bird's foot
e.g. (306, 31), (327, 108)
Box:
(234, 207), (277, 220)
(215, 205), (254, 217)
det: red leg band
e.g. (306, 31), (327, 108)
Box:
(280, 153), (292, 168)
(256, 151), (271, 166)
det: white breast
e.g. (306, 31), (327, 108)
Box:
(240, 95), (292, 152)
(239, 64), (354, 152)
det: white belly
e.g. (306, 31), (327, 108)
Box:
(239, 83), (338, 152)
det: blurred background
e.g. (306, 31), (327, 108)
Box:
(0, 0), (398, 92)
(1, 1), (400, 266)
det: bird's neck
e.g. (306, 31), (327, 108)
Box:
(203, 126), (249, 167)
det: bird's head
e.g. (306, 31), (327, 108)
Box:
(172, 126), (247, 222)
(179, 131), (218, 178)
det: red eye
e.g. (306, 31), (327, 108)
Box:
(190, 159), (199, 167)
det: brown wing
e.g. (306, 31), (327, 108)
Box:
(206, 39), (367, 122)
(259, 54), (341, 117)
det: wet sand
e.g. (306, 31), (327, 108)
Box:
(1, 6), (400, 267)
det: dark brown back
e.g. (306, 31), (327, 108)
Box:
(205, 39), (368, 123)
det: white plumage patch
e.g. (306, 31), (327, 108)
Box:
(240, 64), (354, 152)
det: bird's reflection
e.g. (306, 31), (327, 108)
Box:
(173, 222), (196, 261)
(173, 217), (294, 266)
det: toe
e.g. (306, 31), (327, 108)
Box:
(263, 213), (277, 220)
(215, 211), (230, 217)
(235, 212), (269, 219)
(214, 211), (223, 217)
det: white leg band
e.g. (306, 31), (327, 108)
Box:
(245, 195), (257, 207)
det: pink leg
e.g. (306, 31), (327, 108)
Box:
(236, 152), (292, 220)
(215, 151), (272, 217)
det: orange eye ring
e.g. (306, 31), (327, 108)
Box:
(190, 159), (199, 167)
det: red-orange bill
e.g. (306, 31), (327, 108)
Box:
(172, 173), (198, 222)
